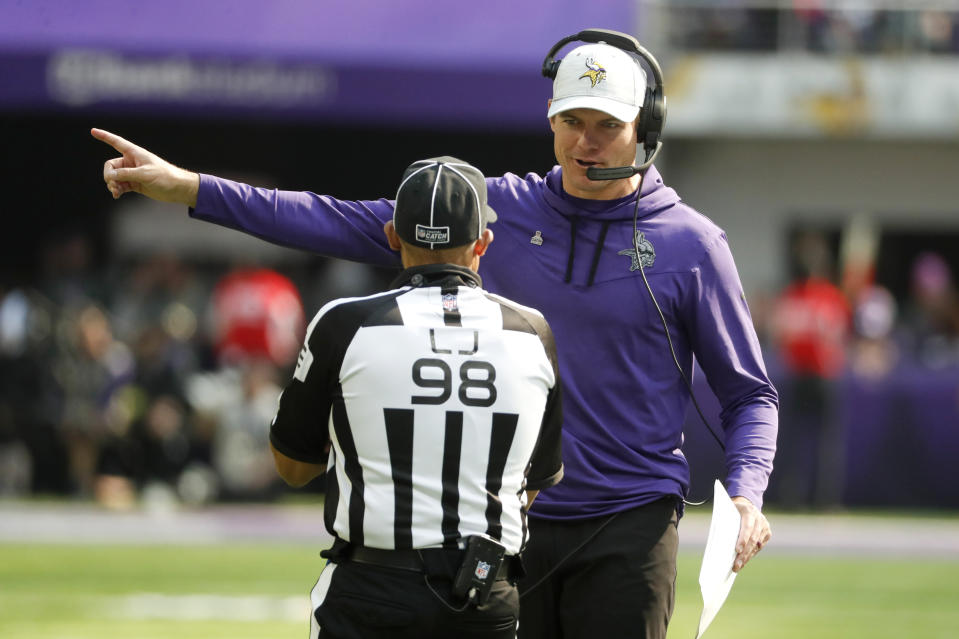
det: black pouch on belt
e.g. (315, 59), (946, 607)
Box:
(320, 538), (350, 563)
(451, 534), (506, 605)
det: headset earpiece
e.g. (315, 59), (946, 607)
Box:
(637, 85), (666, 157)
(542, 59), (561, 80)
(542, 33), (579, 79)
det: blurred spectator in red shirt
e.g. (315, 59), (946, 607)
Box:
(769, 231), (851, 509)
(210, 267), (305, 368)
(199, 267), (306, 499)
(773, 277), (850, 379)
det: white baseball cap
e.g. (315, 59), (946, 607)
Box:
(546, 43), (647, 123)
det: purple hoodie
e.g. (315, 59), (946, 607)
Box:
(192, 165), (778, 519)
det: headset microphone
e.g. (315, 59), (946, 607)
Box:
(585, 141), (663, 181)
(585, 165), (640, 181)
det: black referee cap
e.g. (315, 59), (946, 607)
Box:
(393, 157), (498, 249)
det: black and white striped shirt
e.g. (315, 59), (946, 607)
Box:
(270, 264), (563, 555)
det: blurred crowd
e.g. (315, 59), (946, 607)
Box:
(2, 226), (958, 509)
(755, 229), (959, 510)
(0, 230), (391, 507)
(757, 230), (959, 382)
(668, 4), (959, 55)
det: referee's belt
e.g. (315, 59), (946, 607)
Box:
(347, 545), (518, 581)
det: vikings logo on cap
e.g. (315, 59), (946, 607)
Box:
(579, 58), (606, 88)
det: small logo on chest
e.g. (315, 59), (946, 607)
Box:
(618, 231), (656, 271)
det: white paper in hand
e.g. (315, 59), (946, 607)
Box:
(695, 480), (742, 639)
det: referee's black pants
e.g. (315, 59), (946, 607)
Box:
(310, 558), (519, 638)
(518, 497), (679, 639)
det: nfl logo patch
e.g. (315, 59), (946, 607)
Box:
(474, 561), (491, 581)
(442, 293), (458, 313)
(415, 224), (450, 244)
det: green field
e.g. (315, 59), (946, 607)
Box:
(1, 543), (958, 638)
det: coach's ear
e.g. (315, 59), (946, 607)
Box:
(384, 221), (402, 251)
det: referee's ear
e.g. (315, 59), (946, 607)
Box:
(383, 221), (403, 251)
(473, 229), (494, 257)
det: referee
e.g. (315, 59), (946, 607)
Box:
(269, 156), (564, 639)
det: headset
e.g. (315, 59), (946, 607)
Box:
(541, 28), (667, 173)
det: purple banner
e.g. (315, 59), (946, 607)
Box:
(0, 0), (637, 128)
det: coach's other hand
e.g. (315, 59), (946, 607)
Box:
(91, 128), (200, 207)
(730, 496), (771, 572)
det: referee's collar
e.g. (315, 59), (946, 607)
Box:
(391, 263), (483, 290)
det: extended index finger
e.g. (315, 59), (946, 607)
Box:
(91, 128), (137, 154)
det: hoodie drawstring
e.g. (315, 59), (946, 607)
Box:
(563, 217), (579, 284)
(565, 218), (611, 287)
(587, 221), (611, 287)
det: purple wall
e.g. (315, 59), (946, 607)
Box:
(0, 0), (637, 129)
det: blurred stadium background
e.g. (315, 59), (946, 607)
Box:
(1, 0), (958, 636)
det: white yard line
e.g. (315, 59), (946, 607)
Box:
(678, 510), (959, 558)
(106, 593), (310, 621)
(2, 501), (958, 558)
(0, 501), (331, 545)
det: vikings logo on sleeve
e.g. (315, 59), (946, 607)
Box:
(579, 58), (607, 88)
